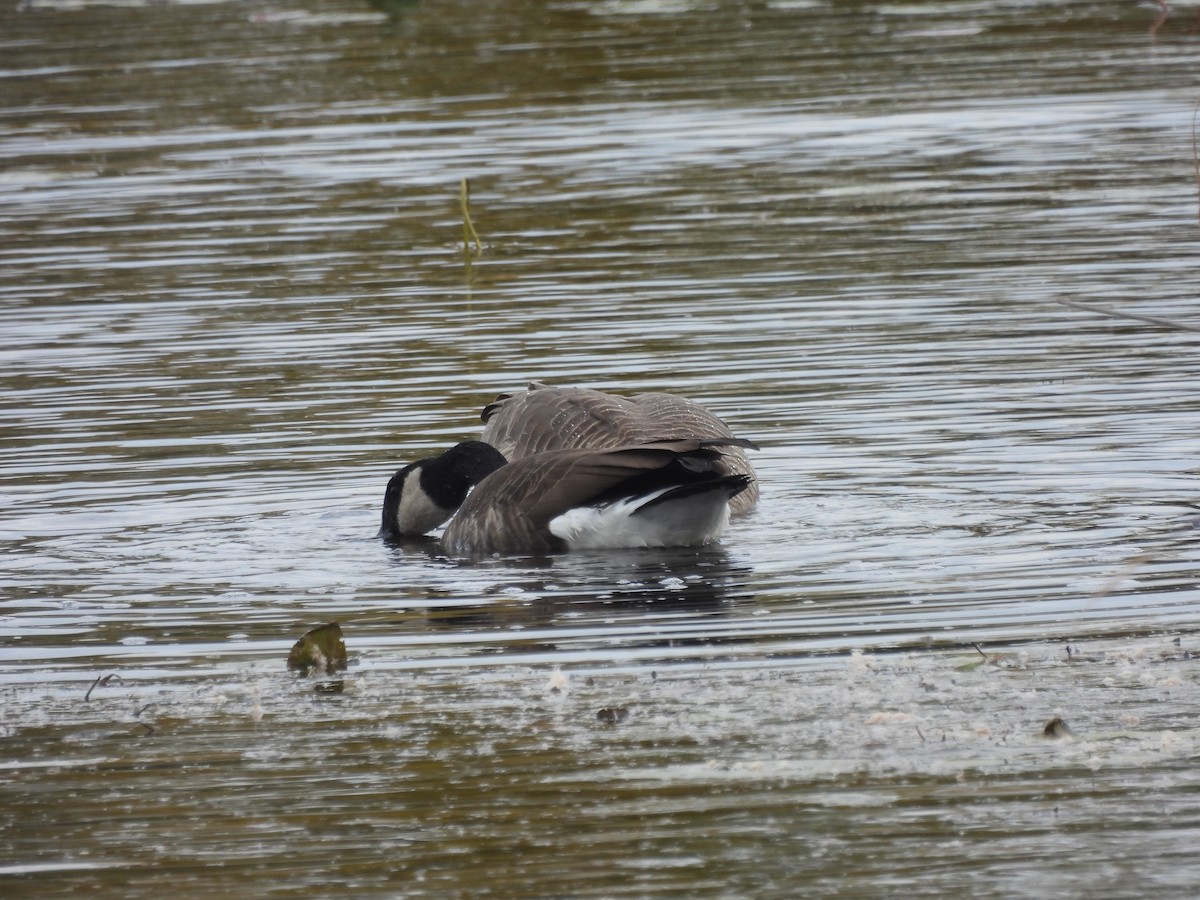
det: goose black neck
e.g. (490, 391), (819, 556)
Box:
(420, 441), (507, 507)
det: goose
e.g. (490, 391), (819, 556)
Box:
(479, 382), (758, 516)
(380, 438), (755, 557)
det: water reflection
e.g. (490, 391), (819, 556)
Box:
(384, 542), (757, 657)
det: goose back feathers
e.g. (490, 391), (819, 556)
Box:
(480, 383), (758, 515)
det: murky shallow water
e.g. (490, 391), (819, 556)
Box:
(3, 0), (1200, 894)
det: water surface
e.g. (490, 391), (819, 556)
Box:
(3, 0), (1200, 895)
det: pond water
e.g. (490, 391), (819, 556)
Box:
(3, 0), (1200, 894)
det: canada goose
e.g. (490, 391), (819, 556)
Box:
(479, 383), (759, 515)
(380, 438), (754, 557)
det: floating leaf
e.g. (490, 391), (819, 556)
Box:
(287, 622), (347, 676)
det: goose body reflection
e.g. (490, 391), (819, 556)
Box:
(381, 439), (754, 557)
(480, 382), (759, 516)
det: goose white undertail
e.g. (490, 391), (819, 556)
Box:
(547, 486), (732, 550)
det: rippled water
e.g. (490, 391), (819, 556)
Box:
(3, 0), (1200, 894)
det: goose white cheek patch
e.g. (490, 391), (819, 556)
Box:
(397, 473), (457, 535)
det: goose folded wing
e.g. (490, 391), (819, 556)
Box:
(444, 441), (742, 555)
(515, 440), (739, 523)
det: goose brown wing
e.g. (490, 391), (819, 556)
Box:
(441, 440), (733, 556)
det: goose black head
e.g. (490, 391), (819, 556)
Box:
(380, 441), (507, 540)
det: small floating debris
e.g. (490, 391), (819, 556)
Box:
(287, 622), (347, 678)
(84, 673), (122, 701)
(1042, 716), (1074, 740)
(596, 706), (629, 725)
